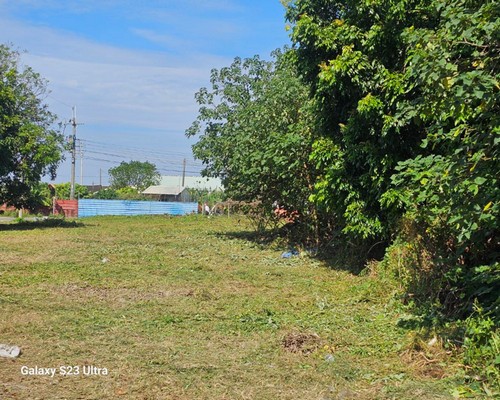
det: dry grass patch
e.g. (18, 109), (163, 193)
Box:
(46, 283), (196, 304)
(0, 215), (463, 399)
(400, 335), (456, 380)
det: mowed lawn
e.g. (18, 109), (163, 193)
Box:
(1, 215), (461, 399)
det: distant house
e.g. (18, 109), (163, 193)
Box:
(142, 186), (190, 202)
(159, 176), (223, 191)
(142, 176), (223, 202)
(85, 184), (108, 193)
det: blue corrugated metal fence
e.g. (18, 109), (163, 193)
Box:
(78, 199), (198, 218)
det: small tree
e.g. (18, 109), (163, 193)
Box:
(187, 188), (225, 205)
(187, 51), (319, 236)
(108, 161), (160, 192)
(90, 188), (118, 200)
(54, 183), (89, 200)
(0, 44), (65, 208)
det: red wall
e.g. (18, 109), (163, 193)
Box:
(54, 200), (78, 217)
(0, 204), (16, 213)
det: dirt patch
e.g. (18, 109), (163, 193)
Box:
(400, 349), (448, 379)
(400, 336), (452, 379)
(282, 331), (321, 355)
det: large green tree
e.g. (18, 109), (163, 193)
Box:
(286, 0), (437, 241)
(0, 44), (64, 208)
(187, 51), (319, 233)
(286, 0), (498, 260)
(287, 0), (499, 385)
(108, 160), (160, 192)
(385, 0), (499, 316)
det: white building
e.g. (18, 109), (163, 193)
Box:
(142, 176), (223, 202)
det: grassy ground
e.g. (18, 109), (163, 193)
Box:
(0, 215), (464, 399)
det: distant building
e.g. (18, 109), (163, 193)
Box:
(142, 186), (191, 202)
(158, 176), (223, 191)
(85, 184), (108, 193)
(142, 176), (223, 202)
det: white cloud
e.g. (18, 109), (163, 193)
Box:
(0, 16), (231, 131)
(130, 28), (193, 51)
(0, 14), (232, 182)
(28, 55), (199, 127)
(0, 0), (289, 183)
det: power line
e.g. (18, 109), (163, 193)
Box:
(81, 138), (196, 158)
(84, 157), (201, 175)
(80, 140), (203, 171)
(83, 148), (202, 168)
(47, 94), (73, 109)
(80, 140), (202, 161)
(65, 134), (205, 186)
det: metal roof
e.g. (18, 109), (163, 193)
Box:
(142, 186), (187, 195)
(158, 176), (223, 191)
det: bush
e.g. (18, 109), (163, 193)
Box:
(461, 304), (500, 394)
(90, 188), (118, 200)
(116, 187), (147, 200)
(383, 217), (500, 395)
(54, 183), (89, 199)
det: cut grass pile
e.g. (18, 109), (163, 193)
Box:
(1, 215), (463, 399)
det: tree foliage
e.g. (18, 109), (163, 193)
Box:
(0, 44), (65, 208)
(286, 0), (499, 386)
(187, 51), (319, 234)
(53, 182), (89, 200)
(384, 0), (499, 320)
(89, 187), (119, 200)
(187, 188), (225, 205)
(287, 0), (498, 303)
(108, 160), (160, 192)
(286, 0), (438, 241)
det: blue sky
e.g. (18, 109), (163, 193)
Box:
(0, 0), (291, 185)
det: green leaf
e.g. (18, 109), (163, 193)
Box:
(474, 177), (486, 185)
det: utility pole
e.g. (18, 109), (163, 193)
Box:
(182, 158), (186, 187)
(70, 107), (77, 200)
(69, 106), (83, 200)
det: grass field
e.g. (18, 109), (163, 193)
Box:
(1, 215), (464, 399)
